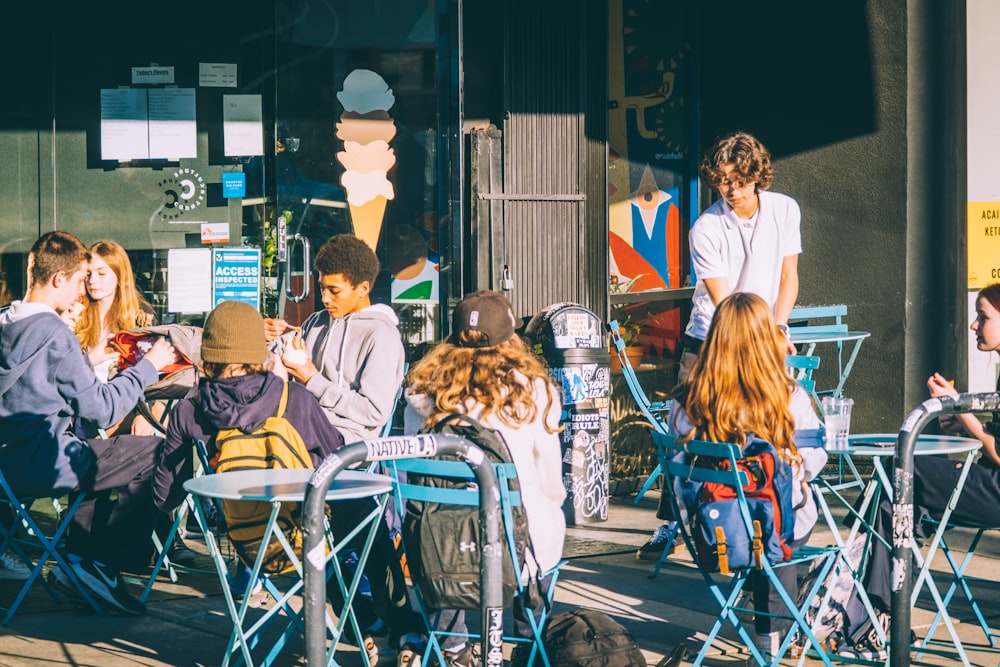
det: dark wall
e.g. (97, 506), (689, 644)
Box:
(697, 0), (957, 432)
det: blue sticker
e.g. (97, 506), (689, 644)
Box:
(221, 172), (246, 199)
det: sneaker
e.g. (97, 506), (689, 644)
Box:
(184, 501), (221, 538)
(166, 538), (197, 566)
(437, 644), (479, 667)
(70, 559), (145, 615)
(46, 567), (88, 605)
(0, 550), (31, 580)
(361, 633), (379, 667)
(636, 524), (677, 561)
(754, 631), (780, 662)
(397, 639), (424, 667)
(227, 563), (264, 599)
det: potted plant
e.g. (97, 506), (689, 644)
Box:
(609, 275), (645, 371)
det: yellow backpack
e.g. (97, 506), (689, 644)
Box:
(213, 382), (312, 574)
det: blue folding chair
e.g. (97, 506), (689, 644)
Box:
(784, 353), (822, 411)
(652, 430), (847, 667)
(787, 305), (870, 400)
(387, 454), (564, 667)
(0, 470), (103, 624)
(606, 320), (670, 505)
(916, 524), (999, 654)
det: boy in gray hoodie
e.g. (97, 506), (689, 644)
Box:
(0, 231), (177, 615)
(265, 233), (405, 444)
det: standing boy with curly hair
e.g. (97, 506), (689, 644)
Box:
(639, 132), (803, 561)
(680, 130), (801, 380)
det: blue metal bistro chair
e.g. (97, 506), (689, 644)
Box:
(652, 430), (846, 667)
(387, 455), (564, 667)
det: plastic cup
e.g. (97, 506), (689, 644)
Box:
(821, 396), (854, 450)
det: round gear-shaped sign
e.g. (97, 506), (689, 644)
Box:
(158, 168), (206, 219)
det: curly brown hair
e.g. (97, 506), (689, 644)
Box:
(699, 131), (774, 193)
(407, 330), (561, 432)
(314, 234), (379, 286)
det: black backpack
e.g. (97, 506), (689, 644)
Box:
(402, 413), (537, 610)
(512, 609), (646, 667)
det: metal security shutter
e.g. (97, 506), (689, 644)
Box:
(470, 0), (607, 321)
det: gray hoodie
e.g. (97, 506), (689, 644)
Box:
(0, 301), (158, 496)
(294, 303), (404, 444)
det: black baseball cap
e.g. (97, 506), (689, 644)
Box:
(450, 290), (522, 348)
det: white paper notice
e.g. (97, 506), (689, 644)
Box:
(167, 248), (213, 313)
(223, 94), (264, 157)
(149, 88), (197, 159)
(100, 88), (149, 160)
(199, 62), (237, 88)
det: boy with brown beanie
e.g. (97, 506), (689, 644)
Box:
(152, 300), (421, 665)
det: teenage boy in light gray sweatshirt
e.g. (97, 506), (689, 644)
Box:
(264, 233), (405, 444)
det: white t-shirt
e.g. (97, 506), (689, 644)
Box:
(685, 190), (802, 340)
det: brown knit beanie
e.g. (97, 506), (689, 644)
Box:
(201, 301), (268, 365)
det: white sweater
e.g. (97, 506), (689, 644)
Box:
(668, 386), (827, 541)
(403, 375), (567, 574)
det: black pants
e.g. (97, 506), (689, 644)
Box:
(863, 455), (1000, 610)
(328, 498), (423, 645)
(68, 434), (164, 571)
(750, 534), (809, 634)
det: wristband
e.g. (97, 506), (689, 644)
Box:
(776, 323), (790, 339)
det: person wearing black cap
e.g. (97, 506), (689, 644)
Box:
(401, 290), (566, 667)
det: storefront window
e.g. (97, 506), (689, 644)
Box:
(272, 1), (451, 356)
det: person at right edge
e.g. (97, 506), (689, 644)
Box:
(639, 131), (803, 561)
(841, 281), (1000, 660)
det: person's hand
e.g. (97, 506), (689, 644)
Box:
(142, 337), (180, 372)
(927, 372), (958, 399)
(266, 351), (289, 382)
(263, 318), (300, 343)
(783, 337), (797, 356)
(59, 300), (85, 330)
(281, 336), (317, 383)
(88, 344), (118, 367)
(131, 414), (158, 437)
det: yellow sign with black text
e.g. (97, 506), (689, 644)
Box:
(968, 201), (1000, 288)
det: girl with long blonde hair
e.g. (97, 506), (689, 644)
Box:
(670, 292), (826, 660)
(678, 291), (799, 463)
(402, 290), (565, 666)
(406, 325), (560, 434)
(76, 240), (154, 370)
(75, 240), (166, 441)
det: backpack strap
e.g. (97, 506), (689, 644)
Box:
(275, 381), (290, 420)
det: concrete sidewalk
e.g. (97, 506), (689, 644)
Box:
(1, 488), (1000, 666)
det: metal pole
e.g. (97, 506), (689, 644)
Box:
(891, 391), (1000, 666)
(301, 434), (504, 667)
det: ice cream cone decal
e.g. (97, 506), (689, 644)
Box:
(336, 69), (397, 251)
